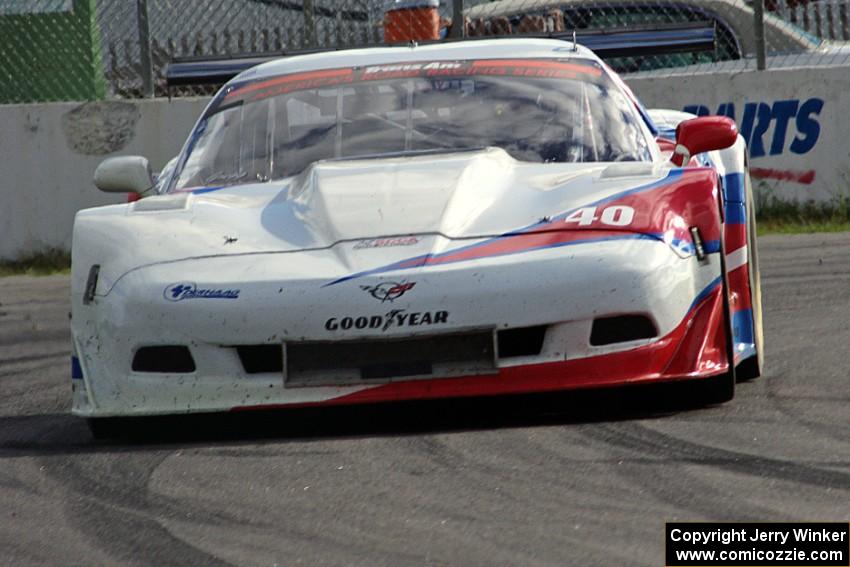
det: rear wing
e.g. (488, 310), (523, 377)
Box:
(165, 22), (715, 88)
(571, 22), (715, 58)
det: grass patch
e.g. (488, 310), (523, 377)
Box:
(757, 219), (850, 235)
(755, 190), (850, 235)
(0, 248), (71, 277)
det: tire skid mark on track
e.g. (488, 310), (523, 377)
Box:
(763, 370), (850, 445)
(0, 296), (68, 308)
(0, 327), (69, 343)
(583, 422), (850, 490)
(762, 272), (850, 285)
(0, 235), (849, 565)
(0, 414), (83, 453)
(766, 393), (850, 403)
(36, 452), (238, 567)
(385, 439), (618, 566)
(406, 429), (581, 491)
(0, 469), (42, 497)
(0, 360), (69, 381)
(399, 426), (667, 559)
(574, 422), (777, 521)
(0, 350), (68, 367)
(0, 358), (71, 388)
(197, 446), (336, 459)
(405, 435), (472, 471)
(151, 446), (452, 567)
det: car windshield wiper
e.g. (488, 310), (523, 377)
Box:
(202, 170), (269, 187)
(326, 147), (489, 162)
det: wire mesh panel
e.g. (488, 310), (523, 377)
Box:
(1, 0), (849, 103)
(466, 0), (742, 73)
(463, 0), (850, 75)
(774, 0), (850, 40)
(101, 0), (382, 97)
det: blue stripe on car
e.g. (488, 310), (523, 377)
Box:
(732, 308), (756, 362)
(723, 172), (746, 203)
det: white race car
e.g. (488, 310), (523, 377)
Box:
(71, 36), (763, 434)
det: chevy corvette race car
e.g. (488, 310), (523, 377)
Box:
(71, 35), (763, 432)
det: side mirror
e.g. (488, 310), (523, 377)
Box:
(671, 116), (738, 166)
(93, 156), (154, 194)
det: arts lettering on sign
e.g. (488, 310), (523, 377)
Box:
(683, 98), (823, 158)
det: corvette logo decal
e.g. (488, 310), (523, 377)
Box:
(164, 282), (240, 302)
(361, 281), (416, 303)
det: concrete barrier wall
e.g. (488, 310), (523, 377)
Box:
(627, 65), (847, 203)
(0, 98), (209, 260)
(1, 64), (848, 260)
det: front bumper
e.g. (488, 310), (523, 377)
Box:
(71, 238), (727, 417)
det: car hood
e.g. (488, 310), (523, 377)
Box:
(273, 147), (654, 243)
(73, 148), (719, 292)
(183, 147), (673, 244)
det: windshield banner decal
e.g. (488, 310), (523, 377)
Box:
(220, 58), (604, 108)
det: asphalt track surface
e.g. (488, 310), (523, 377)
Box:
(1, 233), (848, 566)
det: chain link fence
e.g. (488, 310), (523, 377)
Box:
(1, 0), (848, 103)
(464, 0), (850, 74)
(101, 0), (383, 97)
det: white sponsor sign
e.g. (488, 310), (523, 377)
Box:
(628, 65), (848, 203)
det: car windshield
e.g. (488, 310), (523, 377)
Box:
(172, 58), (652, 191)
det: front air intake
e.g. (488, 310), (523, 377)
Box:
(132, 346), (196, 373)
(237, 345), (283, 374)
(497, 326), (547, 358)
(590, 315), (657, 346)
(285, 331), (497, 387)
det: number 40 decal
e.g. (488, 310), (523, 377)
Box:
(563, 205), (635, 227)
